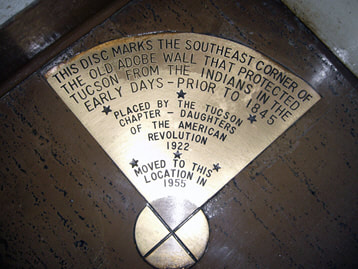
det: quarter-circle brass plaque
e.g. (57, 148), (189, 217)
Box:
(45, 33), (320, 268)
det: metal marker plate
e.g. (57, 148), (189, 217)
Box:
(45, 33), (320, 268)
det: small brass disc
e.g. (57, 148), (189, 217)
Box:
(135, 198), (209, 269)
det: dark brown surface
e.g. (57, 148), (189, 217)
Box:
(0, 0), (131, 97)
(0, 0), (118, 82)
(1, 0), (357, 268)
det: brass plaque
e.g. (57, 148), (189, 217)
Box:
(45, 33), (320, 268)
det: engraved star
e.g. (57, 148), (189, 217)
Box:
(173, 150), (182, 159)
(177, 89), (186, 99)
(247, 114), (257, 124)
(213, 163), (221, 172)
(102, 105), (112, 115)
(130, 159), (138, 168)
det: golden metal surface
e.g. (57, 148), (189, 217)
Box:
(135, 202), (209, 268)
(146, 236), (194, 269)
(175, 209), (209, 260)
(45, 33), (320, 268)
(134, 206), (170, 256)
